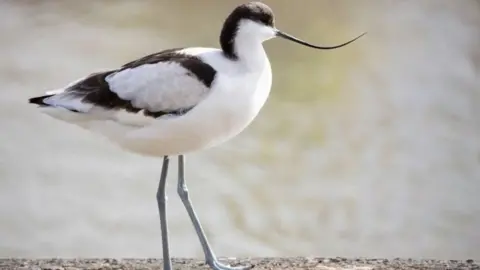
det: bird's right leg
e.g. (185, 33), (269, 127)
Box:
(176, 155), (251, 270)
(157, 156), (172, 270)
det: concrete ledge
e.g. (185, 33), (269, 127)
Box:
(1, 258), (478, 270)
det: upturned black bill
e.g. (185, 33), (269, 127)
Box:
(276, 30), (366, 50)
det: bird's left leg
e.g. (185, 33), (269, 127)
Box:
(157, 156), (172, 270)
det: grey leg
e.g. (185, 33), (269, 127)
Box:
(177, 155), (251, 270)
(157, 156), (172, 270)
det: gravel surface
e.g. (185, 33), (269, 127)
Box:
(1, 258), (479, 270)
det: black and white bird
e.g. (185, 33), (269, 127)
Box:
(28, 2), (365, 270)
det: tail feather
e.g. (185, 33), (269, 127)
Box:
(28, 94), (55, 107)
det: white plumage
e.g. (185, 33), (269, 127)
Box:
(106, 59), (210, 112)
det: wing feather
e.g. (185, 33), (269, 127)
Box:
(29, 48), (218, 119)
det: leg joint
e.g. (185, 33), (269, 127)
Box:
(177, 184), (189, 200)
(156, 191), (167, 204)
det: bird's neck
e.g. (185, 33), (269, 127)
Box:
(231, 37), (268, 71)
(220, 20), (269, 70)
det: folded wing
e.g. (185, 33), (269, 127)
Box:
(29, 48), (217, 119)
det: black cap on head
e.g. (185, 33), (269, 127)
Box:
(229, 1), (275, 28)
(220, 2), (275, 59)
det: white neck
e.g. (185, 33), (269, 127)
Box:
(233, 35), (268, 71)
(231, 20), (274, 71)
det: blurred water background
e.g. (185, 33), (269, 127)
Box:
(1, 0), (480, 260)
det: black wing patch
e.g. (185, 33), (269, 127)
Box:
(29, 94), (55, 107)
(121, 48), (217, 88)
